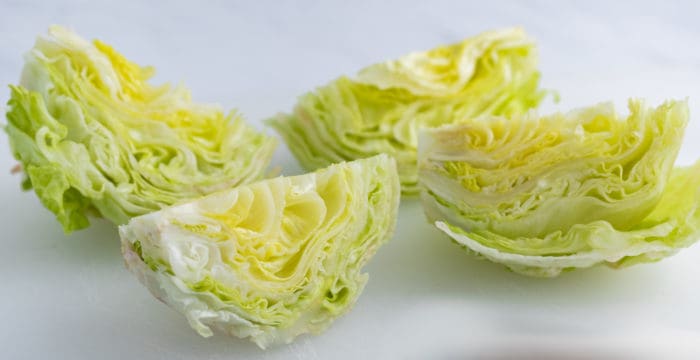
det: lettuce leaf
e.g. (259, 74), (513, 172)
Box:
(268, 28), (546, 195)
(119, 154), (400, 348)
(4, 26), (276, 232)
(419, 99), (700, 277)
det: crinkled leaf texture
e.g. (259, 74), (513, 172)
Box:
(419, 99), (700, 277)
(4, 26), (276, 233)
(268, 28), (546, 195)
(119, 155), (400, 348)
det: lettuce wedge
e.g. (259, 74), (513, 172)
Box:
(268, 28), (546, 195)
(119, 155), (400, 348)
(419, 99), (700, 277)
(4, 26), (276, 232)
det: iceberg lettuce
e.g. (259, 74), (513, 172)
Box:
(119, 154), (400, 348)
(419, 99), (700, 277)
(268, 28), (546, 195)
(4, 26), (276, 232)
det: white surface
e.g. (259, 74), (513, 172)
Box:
(2, 0), (700, 358)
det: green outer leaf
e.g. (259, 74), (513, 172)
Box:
(268, 28), (547, 195)
(4, 26), (276, 233)
(119, 155), (400, 348)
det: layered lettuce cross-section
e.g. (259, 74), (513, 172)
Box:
(119, 155), (400, 348)
(419, 99), (700, 277)
(268, 28), (546, 195)
(4, 26), (276, 232)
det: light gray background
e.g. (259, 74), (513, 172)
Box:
(1, 1), (700, 359)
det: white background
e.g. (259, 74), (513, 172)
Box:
(2, 1), (700, 358)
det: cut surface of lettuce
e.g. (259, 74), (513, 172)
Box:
(419, 99), (700, 277)
(4, 26), (276, 233)
(268, 28), (546, 195)
(119, 155), (400, 348)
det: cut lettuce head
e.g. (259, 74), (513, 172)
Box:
(268, 28), (546, 195)
(4, 26), (276, 233)
(419, 99), (700, 277)
(119, 154), (400, 348)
